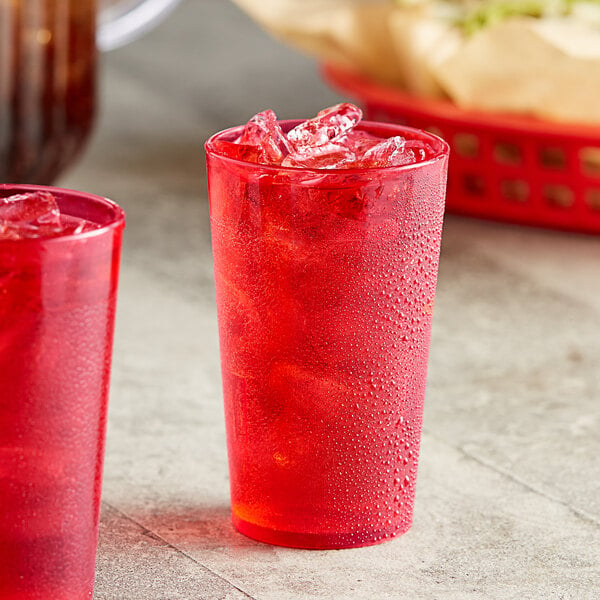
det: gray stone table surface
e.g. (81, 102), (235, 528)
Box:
(58, 1), (599, 598)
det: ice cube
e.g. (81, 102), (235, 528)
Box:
(287, 103), (362, 149)
(403, 139), (436, 162)
(336, 130), (383, 155)
(58, 214), (100, 235)
(0, 191), (60, 225)
(282, 142), (356, 169)
(360, 136), (431, 168)
(211, 139), (264, 164)
(236, 109), (292, 165)
(0, 192), (62, 239)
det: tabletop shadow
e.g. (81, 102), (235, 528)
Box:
(103, 502), (277, 555)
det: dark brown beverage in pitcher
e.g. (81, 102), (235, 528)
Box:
(0, 1), (96, 184)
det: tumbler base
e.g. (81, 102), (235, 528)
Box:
(231, 513), (412, 550)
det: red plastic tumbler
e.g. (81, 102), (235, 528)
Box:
(206, 120), (449, 549)
(0, 185), (125, 599)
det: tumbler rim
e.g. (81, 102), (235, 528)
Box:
(205, 119), (450, 176)
(0, 184), (126, 244)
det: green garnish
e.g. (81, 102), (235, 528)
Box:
(395, 0), (600, 35)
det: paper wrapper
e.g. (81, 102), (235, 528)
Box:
(433, 17), (600, 125)
(231, 0), (405, 86)
(231, 0), (600, 125)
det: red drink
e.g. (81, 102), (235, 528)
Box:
(0, 185), (125, 598)
(206, 113), (449, 548)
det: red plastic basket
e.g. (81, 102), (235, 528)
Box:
(323, 64), (600, 234)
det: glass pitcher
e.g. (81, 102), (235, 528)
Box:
(0, 0), (181, 184)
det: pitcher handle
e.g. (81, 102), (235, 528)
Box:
(97, 0), (182, 52)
